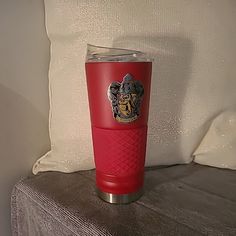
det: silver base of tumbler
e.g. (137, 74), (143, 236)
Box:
(97, 188), (143, 204)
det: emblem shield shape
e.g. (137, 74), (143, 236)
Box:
(108, 74), (144, 123)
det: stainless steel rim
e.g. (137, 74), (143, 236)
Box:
(97, 188), (143, 204)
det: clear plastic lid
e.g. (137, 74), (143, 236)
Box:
(86, 44), (153, 62)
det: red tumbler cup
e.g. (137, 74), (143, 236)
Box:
(85, 45), (152, 203)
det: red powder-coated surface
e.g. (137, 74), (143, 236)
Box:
(86, 62), (152, 194)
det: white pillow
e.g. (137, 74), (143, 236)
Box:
(194, 110), (236, 169)
(33, 0), (236, 174)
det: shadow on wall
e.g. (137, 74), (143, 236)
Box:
(0, 83), (50, 233)
(113, 36), (193, 165)
(0, 0), (50, 235)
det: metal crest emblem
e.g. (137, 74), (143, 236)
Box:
(108, 74), (144, 123)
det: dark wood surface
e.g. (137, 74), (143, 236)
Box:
(12, 164), (236, 235)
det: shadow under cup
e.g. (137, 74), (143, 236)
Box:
(85, 45), (152, 204)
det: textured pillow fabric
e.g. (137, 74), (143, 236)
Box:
(33, 0), (236, 174)
(194, 109), (236, 170)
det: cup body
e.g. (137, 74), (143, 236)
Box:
(86, 61), (152, 203)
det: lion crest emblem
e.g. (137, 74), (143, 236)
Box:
(108, 74), (144, 123)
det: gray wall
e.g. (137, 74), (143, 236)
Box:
(0, 0), (50, 235)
